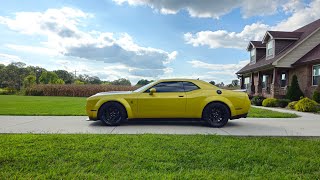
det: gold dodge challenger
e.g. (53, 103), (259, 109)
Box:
(86, 79), (250, 127)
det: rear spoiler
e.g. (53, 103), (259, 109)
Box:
(232, 89), (247, 92)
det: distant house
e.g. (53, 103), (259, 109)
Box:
(236, 19), (320, 98)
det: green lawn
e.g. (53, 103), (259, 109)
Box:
(0, 95), (86, 116)
(0, 95), (298, 118)
(0, 134), (319, 179)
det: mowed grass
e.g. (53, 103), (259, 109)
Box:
(0, 95), (86, 116)
(248, 106), (298, 118)
(0, 95), (298, 118)
(1, 134), (320, 179)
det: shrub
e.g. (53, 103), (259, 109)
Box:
(251, 96), (265, 106)
(262, 98), (278, 107)
(286, 75), (304, 101)
(288, 101), (298, 109)
(0, 87), (16, 95)
(294, 97), (318, 112)
(277, 99), (291, 108)
(25, 84), (139, 97)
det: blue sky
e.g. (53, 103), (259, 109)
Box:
(0, 0), (319, 84)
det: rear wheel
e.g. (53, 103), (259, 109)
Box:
(98, 102), (127, 126)
(202, 102), (230, 128)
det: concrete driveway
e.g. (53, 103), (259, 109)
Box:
(0, 107), (320, 136)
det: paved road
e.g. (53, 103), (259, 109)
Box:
(0, 108), (320, 136)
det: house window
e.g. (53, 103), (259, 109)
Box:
(313, 65), (320, 86)
(250, 49), (256, 63)
(244, 77), (250, 89)
(266, 40), (274, 58)
(280, 73), (286, 87)
(262, 75), (269, 89)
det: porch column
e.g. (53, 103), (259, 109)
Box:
(257, 71), (262, 94)
(240, 75), (245, 89)
(250, 73), (255, 94)
(272, 68), (279, 97)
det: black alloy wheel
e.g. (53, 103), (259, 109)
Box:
(99, 102), (126, 126)
(202, 102), (230, 128)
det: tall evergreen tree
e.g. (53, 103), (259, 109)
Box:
(286, 75), (304, 101)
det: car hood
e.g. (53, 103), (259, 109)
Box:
(91, 91), (133, 97)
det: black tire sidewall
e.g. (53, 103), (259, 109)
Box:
(203, 103), (230, 128)
(99, 102), (126, 126)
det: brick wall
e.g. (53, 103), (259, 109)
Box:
(289, 64), (317, 98)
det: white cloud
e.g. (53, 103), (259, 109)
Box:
(0, 53), (22, 65)
(184, 23), (269, 49)
(184, 0), (320, 49)
(187, 60), (249, 83)
(0, 7), (177, 78)
(113, 0), (284, 19)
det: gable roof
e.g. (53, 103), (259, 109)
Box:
(262, 31), (302, 43)
(247, 41), (266, 51)
(237, 18), (320, 74)
(293, 44), (320, 66)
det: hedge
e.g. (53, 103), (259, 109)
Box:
(25, 84), (138, 97)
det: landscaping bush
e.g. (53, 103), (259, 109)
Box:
(286, 75), (304, 101)
(287, 101), (298, 110)
(251, 96), (265, 106)
(262, 98), (278, 107)
(277, 99), (291, 108)
(25, 84), (138, 97)
(294, 97), (318, 112)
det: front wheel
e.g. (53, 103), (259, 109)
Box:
(98, 102), (127, 126)
(202, 102), (230, 128)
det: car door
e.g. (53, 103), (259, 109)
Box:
(137, 81), (186, 118)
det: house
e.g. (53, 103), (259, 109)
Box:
(236, 18), (320, 98)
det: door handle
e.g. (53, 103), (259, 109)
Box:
(178, 95), (184, 97)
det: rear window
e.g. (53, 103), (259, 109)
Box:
(183, 82), (199, 92)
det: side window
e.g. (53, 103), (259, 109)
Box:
(183, 82), (199, 92)
(147, 81), (184, 92)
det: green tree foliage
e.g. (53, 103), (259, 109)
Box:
(54, 78), (65, 84)
(286, 75), (304, 101)
(88, 76), (101, 84)
(23, 75), (36, 88)
(39, 71), (59, 84)
(111, 78), (131, 86)
(136, 79), (153, 86)
(209, 81), (215, 85)
(231, 79), (239, 86)
(74, 80), (85, 85)
(53, 70), (74, 84)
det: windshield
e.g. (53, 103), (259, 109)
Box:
(133, 81), (156, 93)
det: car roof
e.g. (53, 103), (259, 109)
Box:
(156, 78), (215, 89)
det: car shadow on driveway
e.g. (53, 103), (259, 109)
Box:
(88, 118), (243, 128)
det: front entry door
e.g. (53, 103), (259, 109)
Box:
(137, 81), (186, 118)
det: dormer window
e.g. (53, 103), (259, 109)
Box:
(250, 49), (256, 63)
(266, 40), (274, 59)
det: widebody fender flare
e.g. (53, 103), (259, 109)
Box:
(201, 96), (236, 117)
(95, 98), (134, 119)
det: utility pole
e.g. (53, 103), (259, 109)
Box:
(74, 70), (77, 78)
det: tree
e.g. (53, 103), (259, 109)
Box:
(54, 78), (65, 84)
(23, 75), (36, 88)
(53, 70), (74, 84)
(39, 71), (59, 84)
(232, 79), (239, 86)
(111, 78), (131, 86)
(88, 76), (101, 84)
(74, 80), (85, 85)
(209, 81), (215, 85)
(286, 75), (304, 101)
(136, 79), (153, 86)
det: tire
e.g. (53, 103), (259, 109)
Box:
(202, 102), (230, 128)
(98, 102), (127, 126)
